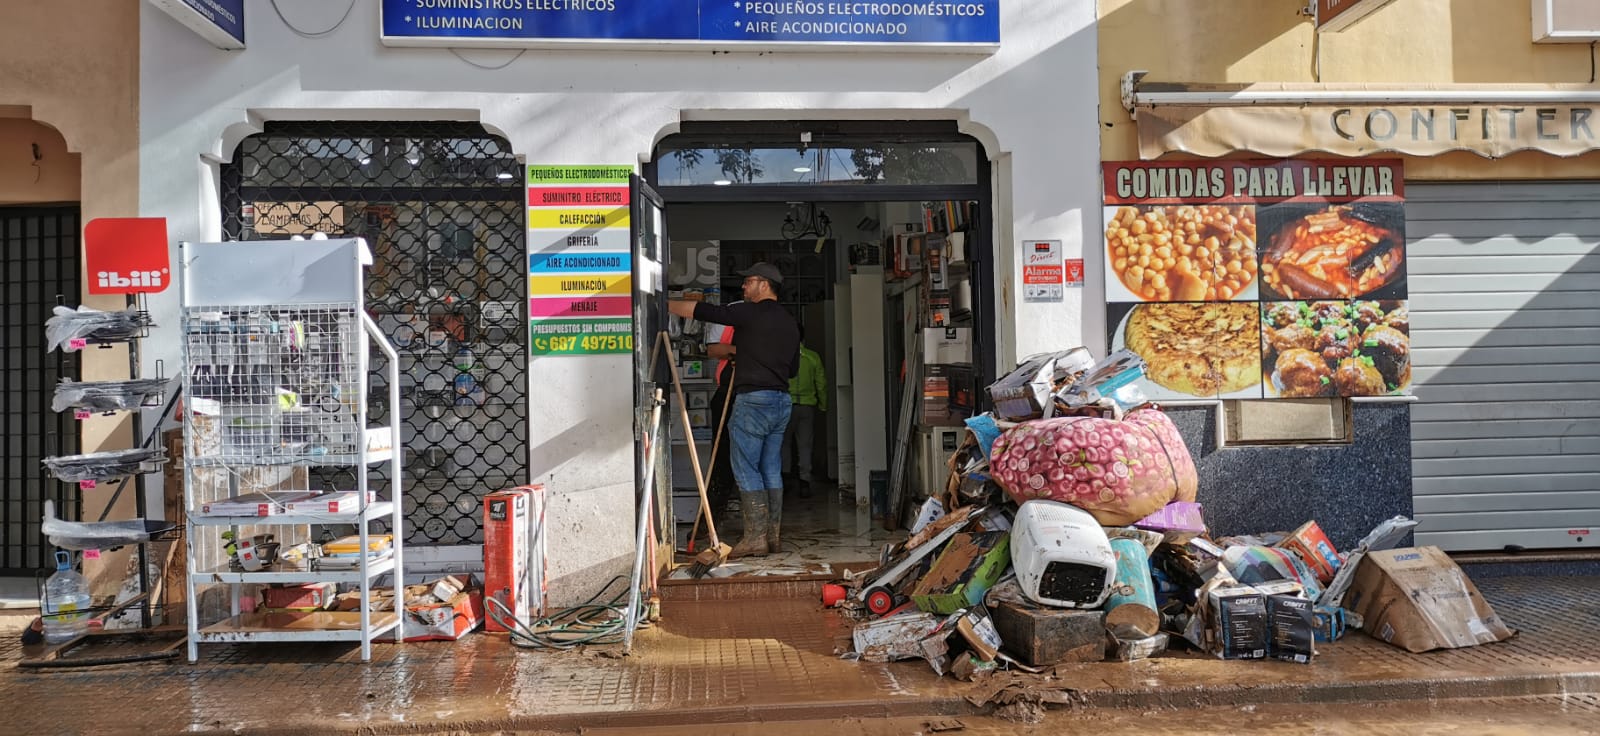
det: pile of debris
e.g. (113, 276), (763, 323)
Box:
(260, 573), (483, 642)
(834, 348), (1516, 681)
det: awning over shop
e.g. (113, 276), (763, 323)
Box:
(1122, 75), (1600, 160)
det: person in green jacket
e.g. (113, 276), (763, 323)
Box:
(783, 325), (827, 499)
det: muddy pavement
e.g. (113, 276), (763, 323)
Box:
(449, 695), (1600, 736)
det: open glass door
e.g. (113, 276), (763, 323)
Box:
(631, 176), (674, 578)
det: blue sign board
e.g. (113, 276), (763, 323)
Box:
(149, 0), (245, 49)
(380, 0), (999, 49)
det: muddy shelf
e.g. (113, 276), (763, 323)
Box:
(196, 611), (401, 642)
(190, 555), (397, 585)
(180, 239), (405, 663)
(188, 501), (396, 528)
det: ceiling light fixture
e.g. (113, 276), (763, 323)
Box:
(781, 202), (832, 241)
(713, 179), (733, 186)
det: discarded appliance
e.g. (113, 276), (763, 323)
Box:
(1009, 500), (1116, 609)
(986, 578), (1105, 666)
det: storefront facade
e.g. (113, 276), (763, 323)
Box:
(0, 0), (142, 594)
(139, 1), (1105, 604)
(1099, 0), (1600, 552)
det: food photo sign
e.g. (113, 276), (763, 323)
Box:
(1101, 159), (1411, 401)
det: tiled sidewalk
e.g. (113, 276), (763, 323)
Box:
(3, 575), (1597, 736)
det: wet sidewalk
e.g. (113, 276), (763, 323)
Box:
(3, 574), (1597, 736)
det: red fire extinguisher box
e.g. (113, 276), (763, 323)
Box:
(483, 484), (547, 632)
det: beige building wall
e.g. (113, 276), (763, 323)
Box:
(1098, 0), (1600, 178)
(0, 0), (141, 589)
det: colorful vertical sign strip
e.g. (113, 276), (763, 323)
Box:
(1100, 159), (1410, 401)
(527, 165), (635, 356)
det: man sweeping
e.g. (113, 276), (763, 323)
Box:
(669, 262), (799, 557)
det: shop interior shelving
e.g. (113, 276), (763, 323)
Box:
(179, 238), (403, 662)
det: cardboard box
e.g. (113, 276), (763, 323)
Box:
(484, 487), (531, 632)
(990, 599), (1104, 666)
(894, 228), (925, 279)
(1277, 520), (1342, 584)
(400, 588), (484, 642)
(483, 484), (548, 633)
(923, 328), (971, 366)
(286, 491), (376, 516)
(1311, 605), (1352, 643)
(925, 289), (952, 327)
(1266, 592), (1316, 663)
(261, 582), (336, 612)
(986, 349), (1095, 422)
(1344, 546), (1516, 653)
(1207, 585), (1269, 660)
(911, 531), (1011, 615)
(924, 233), (950, 291)
(852, 612), (941, 663)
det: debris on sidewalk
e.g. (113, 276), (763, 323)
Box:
(828, 344), (1514, 708)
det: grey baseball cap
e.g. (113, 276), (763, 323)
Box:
(738, 261), (784, 284)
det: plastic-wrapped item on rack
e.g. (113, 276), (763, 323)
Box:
(45, 305), (155, 352)
(42, 447), (168, 483)
(51, 378), (168, 414)
(40, 499), (177, 551)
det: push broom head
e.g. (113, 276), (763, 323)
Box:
(687, 541), (731, 579)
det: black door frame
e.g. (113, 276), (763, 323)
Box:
(0, 205), (81, 574)
(641, 120), (997, 388)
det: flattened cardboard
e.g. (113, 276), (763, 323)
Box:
(1345, 546), (1515, 653)
(911, 531), (1011, 615)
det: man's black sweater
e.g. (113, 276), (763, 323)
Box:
(692, 300), (800, 395)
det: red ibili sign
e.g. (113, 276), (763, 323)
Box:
(84, 218), (171, 294)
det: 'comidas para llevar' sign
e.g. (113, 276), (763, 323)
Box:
(381, 0), (999, 49)
(528, 166), (634, 356)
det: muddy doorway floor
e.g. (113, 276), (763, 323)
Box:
(673, 481), (905, 579)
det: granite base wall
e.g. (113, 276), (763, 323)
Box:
(1166, 402), (1412, 552)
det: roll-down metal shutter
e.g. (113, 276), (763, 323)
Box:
(1408, 182), (1600, 551)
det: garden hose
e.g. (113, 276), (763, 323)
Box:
(484, 575), (648, 650)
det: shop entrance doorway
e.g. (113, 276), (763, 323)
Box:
(643, 121), (991, 570)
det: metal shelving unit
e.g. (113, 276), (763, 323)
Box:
(179, 238), (403, 662)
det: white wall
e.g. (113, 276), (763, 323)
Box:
(139, 0), (1101, 604)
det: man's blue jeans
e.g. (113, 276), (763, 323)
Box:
(728, 390), (792, 492)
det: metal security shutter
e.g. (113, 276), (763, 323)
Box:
(1408, 182), (1600, 551)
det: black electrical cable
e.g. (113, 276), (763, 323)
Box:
(270, 0), (356, 39)
(485, 575), (649, 650)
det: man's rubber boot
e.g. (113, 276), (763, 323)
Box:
(766, 487), (784, 554)
(797, 478), (812, 499)
(729, 491), (770, 559)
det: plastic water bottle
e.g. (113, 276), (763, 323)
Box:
(41, 551), (91, 644)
